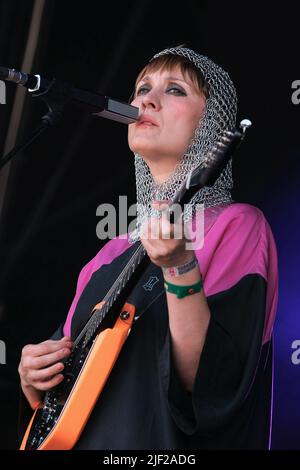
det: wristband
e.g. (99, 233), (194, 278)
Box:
(162, 255), (198, 277)
(164, 278), (203, 299)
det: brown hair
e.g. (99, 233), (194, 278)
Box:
(132, 53), (209, 101)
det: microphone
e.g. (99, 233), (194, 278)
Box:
(0, 66), (139, 124)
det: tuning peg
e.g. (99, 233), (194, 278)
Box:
(240, 119), (252, 133)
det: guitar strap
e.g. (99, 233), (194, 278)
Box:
(125, 259), (166, 321)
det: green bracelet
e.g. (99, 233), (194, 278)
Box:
(164, 278), (203, 299)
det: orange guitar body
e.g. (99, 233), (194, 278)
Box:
(20, 302), (135, 450)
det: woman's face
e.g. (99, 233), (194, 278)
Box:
(128, 65), (206, 171)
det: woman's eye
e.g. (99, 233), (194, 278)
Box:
(136, 86), (150, 96)
(167, 86), (186, 96)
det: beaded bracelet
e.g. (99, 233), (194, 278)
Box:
(164, 278), (203, 299)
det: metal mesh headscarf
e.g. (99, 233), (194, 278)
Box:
(128, 46), (237, 244)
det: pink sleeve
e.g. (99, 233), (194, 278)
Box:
(195, 204), (278, 344)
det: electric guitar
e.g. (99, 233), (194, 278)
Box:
(20, 120), (251, 450)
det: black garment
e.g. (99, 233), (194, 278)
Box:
(59, 245), (271, 449)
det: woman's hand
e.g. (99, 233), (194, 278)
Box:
(18, 336), (73, 409)
(140, 201), (194, 268)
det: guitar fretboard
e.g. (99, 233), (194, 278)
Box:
(74, 241), (147, 348)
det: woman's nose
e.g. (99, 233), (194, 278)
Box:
(141, 90), (161, 110)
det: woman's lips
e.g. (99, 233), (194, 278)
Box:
(137, 121), (155, 127)
(137, 115), (159, 127)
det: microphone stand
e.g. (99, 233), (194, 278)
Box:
(0, 111), (63, 170)
(0, 78), (66, 170)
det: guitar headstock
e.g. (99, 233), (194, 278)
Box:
(168, 119), (252, 223)
(186, 119), (252, 189)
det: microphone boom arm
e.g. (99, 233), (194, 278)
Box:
(0, 66), (139, 124)
(0, 66), (139, 170)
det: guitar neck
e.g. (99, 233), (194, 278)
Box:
(75, 241), (148, 347)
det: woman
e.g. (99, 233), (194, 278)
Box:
(18, 46), (278, 450)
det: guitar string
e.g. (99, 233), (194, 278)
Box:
(73, 242), (145, 347)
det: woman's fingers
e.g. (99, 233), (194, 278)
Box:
(19, 337), (73, 391)
(22, 337), (71, 358)
(140, 200), (192, 268)
(26, 360), (65, 383)
(33, 374), (65, 392)
(24, 344), (72, 370)
(22, 336), (71, 356)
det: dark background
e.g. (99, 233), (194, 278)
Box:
(0, 0), (299, 450)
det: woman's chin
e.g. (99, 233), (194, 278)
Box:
(130, 145), (159, 160)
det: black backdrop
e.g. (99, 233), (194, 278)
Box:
(0, 0), (299, 450)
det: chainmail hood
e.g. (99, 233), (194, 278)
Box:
(129, 46), (237, 244)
